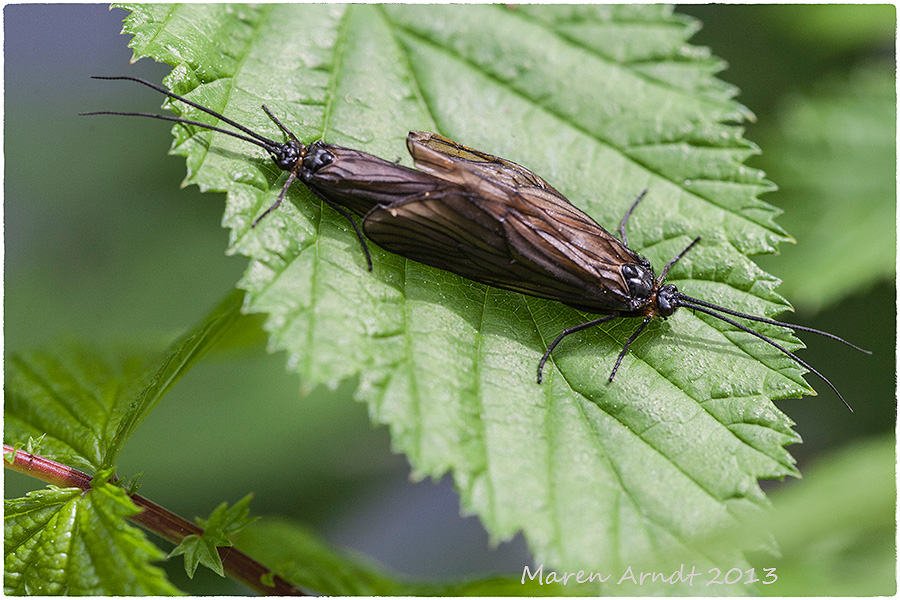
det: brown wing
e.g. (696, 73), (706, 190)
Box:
(362, 133), (651, 314)
(406, 131), (568, 198)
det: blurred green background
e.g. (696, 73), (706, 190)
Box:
(5, 4), (895, 595)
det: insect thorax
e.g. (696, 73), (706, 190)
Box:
(301, 142), (335, 175)
(622, 261), (654, 300)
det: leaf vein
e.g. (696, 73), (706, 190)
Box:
(392, 15), (783, 243)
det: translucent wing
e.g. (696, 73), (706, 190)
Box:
(406, 131), (568, 197)
(362, 133), (650, 314)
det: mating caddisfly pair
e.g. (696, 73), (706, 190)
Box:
(84, 76), (869, 410)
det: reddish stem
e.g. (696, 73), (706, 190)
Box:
(3, 444), (305, 596)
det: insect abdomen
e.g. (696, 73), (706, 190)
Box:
(302, 143), (445, 218)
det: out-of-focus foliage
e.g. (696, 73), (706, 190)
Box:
(756, 4), (895, 54)
(755, 64), (894, 311)
(760, 436), (896, 596)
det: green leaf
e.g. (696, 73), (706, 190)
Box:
(119, 3), (805, 583)
(168, 535), (224, 579)
(169, 495), (259, 579)
(4, 291), (245, 471)
(195, 494), (258, 540)
(755, 63), (895, 311)
(4, 343), (157, 471)
(4, 482), (182, 595)
(234, 518), (570, 596)
(105, 289), (245, 467)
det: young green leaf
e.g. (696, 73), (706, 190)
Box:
(25, 434), (47, 457)
(169, 495), (259, 579)
(4, 483), (182, 595)
(2, 435), (44, 466)
(195, 494), (259, 540)
(118, 3), (806, 581)
(168, 535), (225, 579)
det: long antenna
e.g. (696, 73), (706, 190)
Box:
(85, 76), (280, 147)
(79, 109), (279, 152)
(676, 293), (870, 354)
(84, 75), (376, 267)
(677, 299), (853, 411)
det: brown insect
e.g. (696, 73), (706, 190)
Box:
(85, 77), (869, 409)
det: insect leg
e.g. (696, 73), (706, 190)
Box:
(264, 178), (374, 271)
(252, 171), (298, 227)
(608, 316), (652, 382)
(617, 189), (648, 245)
(318, 195), (375, 272)
(537, 314), (620, 383)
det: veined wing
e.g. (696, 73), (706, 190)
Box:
(406, 131), (569, 200)
(363, 144), (648, 313)
(406, 132), (645, 305)
(501, 184), (648, 312)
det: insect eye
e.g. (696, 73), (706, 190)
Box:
(272, 142), (302, 171)
(655, 284), (679, 316)
(303, 145), (335, 173)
